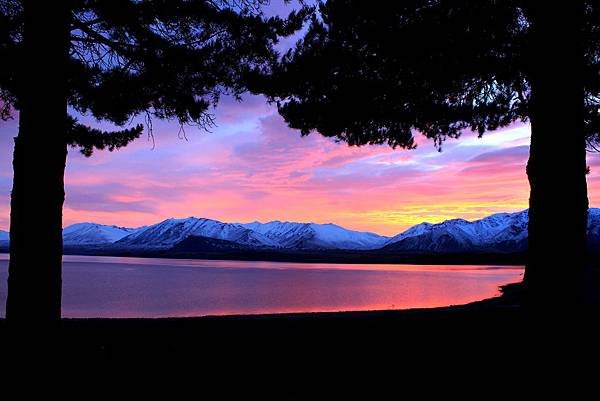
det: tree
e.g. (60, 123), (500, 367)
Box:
(0, 0), (308, 321)
(253, 0), (600, 306)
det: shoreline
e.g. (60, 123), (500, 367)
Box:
(0, 248), (529, 265)
(2, 284), (600, 363)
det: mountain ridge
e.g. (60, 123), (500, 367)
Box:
(1, 208), (600, 255)
(113, 217), (279, 249)
(63, 222), (140, 245)
(241, 220), (388, 250)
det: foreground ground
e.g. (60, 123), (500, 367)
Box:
(2, 270), (600, 381)
(2, 284), (600, 369)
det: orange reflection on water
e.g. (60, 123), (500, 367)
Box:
(0, 255), (524, 318)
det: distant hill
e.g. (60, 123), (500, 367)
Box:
(171, 235), (254, 252)
(241, 221), (388, 250)
(1, 209), (600, 261)
(113, 217), (278, 250)
(382, 210), (530, 253)
(383, 209), (600, 254)
(63, 223), (140, 246)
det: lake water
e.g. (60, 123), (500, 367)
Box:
(0, 254), (523, 318)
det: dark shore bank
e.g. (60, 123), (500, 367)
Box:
(3, 244), (530, 265)
(2, 281), (600, 368)
(2, 267), (600, 371)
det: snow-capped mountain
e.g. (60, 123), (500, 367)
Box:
(2, 208), (599, 255)
(242, 221), (389, 250)
(114, 217), (278, 249)
(63, 223), (140, 245)
(383, 209), (600, 253)
(383, 210), (529, 253)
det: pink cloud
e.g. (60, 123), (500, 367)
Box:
(2, 102), (600, 237)
(0, 5), (563, 238)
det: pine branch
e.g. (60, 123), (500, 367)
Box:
(66, 116), (144, 157)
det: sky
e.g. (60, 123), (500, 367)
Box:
(1, 1), (600, 237)
(1, 95), (600, 237)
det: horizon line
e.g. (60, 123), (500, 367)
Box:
(0, 208), (547, 238)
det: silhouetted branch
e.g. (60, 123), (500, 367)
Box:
(71, 19), (136, 54)
(145, 111), (155, 150)
(66, 116), (144, 157)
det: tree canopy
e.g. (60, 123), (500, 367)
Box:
(0, 0), (309, 154)
(253, 0), (600, 150)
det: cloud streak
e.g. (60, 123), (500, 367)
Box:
(1, 95), (599, 236)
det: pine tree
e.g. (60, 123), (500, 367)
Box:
(253, 0), (600, 306)
(0, 0), (307, 321)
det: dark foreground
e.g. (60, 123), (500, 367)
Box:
(3, 268), (600, 387)
(2, 284), (600, 373)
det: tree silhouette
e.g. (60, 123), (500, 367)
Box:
(254, 0), (600, 305)
(0, 0), (307, 321)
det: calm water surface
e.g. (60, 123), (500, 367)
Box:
(0, 254), (523, 317)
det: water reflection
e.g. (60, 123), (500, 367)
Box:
(0, 254), (523, 318)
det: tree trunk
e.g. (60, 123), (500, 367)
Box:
(6, 1), (70, 321)
(524, 2), (588, 307)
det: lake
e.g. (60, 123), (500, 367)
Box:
(0, 254), (523, 318)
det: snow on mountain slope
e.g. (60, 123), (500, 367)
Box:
(383, 209), (600, 253)
(63, 223), (140, 245)
(384, 222), (435, 245)
(4, 208), (600, 253)
(115, 217), (278, 249)
(242, 221), (389, 250)
(384, 210), (531, 253)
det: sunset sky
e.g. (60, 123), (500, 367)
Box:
(1, 1), (599, 237)
(1, 94), (599, 237)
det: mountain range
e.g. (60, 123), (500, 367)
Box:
(1, 209), (600, 256)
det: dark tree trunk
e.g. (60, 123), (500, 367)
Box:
(525, 2), (588, 307)
(6, 1), (70, 321)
